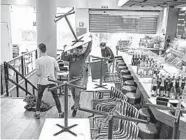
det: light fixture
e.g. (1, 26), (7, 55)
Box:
(118, 0), (130, 7)
(181, 7), (186, 11)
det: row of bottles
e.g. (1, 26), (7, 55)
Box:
(131, 53), (149, 66)
(151, 74), (186, 99)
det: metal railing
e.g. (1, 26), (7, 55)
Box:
(4, 62), (38, 97)
(1, 49), (38, 95)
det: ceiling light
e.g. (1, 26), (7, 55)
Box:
(118, 0), (130, 7)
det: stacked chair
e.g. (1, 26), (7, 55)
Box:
(90, 55), (157, 139)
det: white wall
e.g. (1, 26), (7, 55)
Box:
(75, 8), (89, 35)
(1, 0), (162, 10)
(1, 5), (13, 63)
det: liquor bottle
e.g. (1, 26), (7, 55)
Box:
(157, 74), (161, 96)
(183, 84), (186, 103)
(170, 76), (176, 99)
(175, 76), (181, 99)
(164, 75), (169, 97)
(131, 54), (134, 65)
(181, 76), (186, 91)
(151, 74), (158, 96)
(167, 75), (172, 97)
(160, 75), (165, 96)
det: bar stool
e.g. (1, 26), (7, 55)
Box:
(116, 60), (125, 64)
(115, 57), (123, 60)
(124, 80), (137, 87)
(120, 69), (131, 75)
(138, 122), (158, 139)
(117, 63), (126, 67)
(122, 86), (137, 94)
(115, 56), (123, 59)
(118, 66), (128, 72)
(122, 75), (133, 82)
(126, 92), (141, 105)
(139, 108), (150, 120)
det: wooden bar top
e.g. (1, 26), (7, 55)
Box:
(120, 52), (186, 134)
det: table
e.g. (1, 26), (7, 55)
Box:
(121, 52), (186, 138)
(57, 71), (70, 96)
(86, 76), (114, 93)
(39, 118), (91, 140)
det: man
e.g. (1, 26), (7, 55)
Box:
(34, 43), (64, 119)
(100, 42), (114, 73)
(61, 40), (92, 117)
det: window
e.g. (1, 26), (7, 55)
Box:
(176, 8), (186, 39)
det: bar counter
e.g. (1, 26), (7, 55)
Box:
(120, 52), (186, 138)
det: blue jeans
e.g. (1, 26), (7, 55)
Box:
(69, 76), (84, 108)
(36, 84), (62, 113)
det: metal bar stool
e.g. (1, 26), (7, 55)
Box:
(125, 92), (141, 105)
(137, 122), (158, 139)
(118, 66), (128, 72)
(120, 69), (131, 75)
(122, 86), (137, 94)
(122, 75), (133, 83)
(124, 80), (137, 87)
(139, 108), (150, 120)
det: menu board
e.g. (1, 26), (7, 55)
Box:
(176, 9), (186, 39)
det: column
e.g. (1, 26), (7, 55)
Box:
(1, 5), (12, 62)
(36, 0), (57, 58)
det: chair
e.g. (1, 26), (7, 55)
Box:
(94, 116), (139, 139)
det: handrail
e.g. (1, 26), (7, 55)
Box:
(8, 49), (37, 64)
(5, 62), (37, 90)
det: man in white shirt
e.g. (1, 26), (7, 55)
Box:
(34, 43), (64, 119)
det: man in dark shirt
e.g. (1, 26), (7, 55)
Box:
(100, 42), (114, 73)
(61, 40), (92, 117)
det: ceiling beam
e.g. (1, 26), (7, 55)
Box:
(175, 4), (186, 8)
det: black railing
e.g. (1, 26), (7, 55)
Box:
(1, 49), (37, 96)
(4, 62), (37, 97)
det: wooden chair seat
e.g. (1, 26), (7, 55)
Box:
(138, 122), (158, 139)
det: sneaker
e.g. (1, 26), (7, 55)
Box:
(34, 113), (40, 119)
(71, 105), (74, 110)
(72, 109), (77, 117)
(59, 112), (64, 118)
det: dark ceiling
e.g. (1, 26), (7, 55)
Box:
(124, 0), (186, 7)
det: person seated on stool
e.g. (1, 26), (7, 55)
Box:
(34, 43), (64, 119)
(100, 42), (114, 73)
(61, 38), (92, 117)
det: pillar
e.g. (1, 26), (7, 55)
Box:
(36, 0), (57, 58)
(1, 5), (12, 63)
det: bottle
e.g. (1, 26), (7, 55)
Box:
(131, 54), (134, 65)
(175, 76), (180, 99)
(151, 74), (158, 96)
(181, 76), (186, 91)
(164, 75), (169, 97)
(183, 85), (186, 103)
(157, 74), (161, 96)
(160, 75), (165, 96)
(170, 76), (176, 99)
